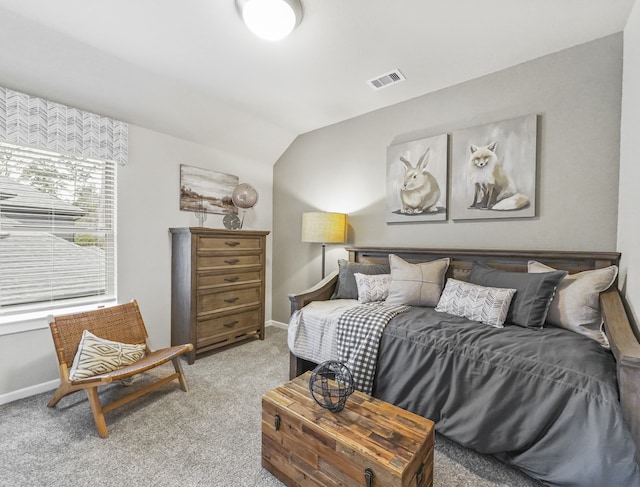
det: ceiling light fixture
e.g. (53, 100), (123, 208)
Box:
(236, 0), (303, 41)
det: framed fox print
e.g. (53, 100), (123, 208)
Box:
(450, 114), (537, 220)
(386, 133), (448, 223)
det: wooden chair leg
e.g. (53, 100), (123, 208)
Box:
(48, 382), (73, 408)
(85, 387), (108, 438)
(172, 357), (189, 392)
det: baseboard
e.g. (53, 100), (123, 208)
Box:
(266, 320), (288, 330)
(2, 324), (288, 405)
(0, 378), (59, 406)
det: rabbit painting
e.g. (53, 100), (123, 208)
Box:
(399, 148), (441, 213)
(385, 133), (448, 223)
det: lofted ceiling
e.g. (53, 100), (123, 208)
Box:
(0, 0), (635, 164)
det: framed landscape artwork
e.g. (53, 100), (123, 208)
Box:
(450, 114), (537, 220)
(386, 133), (448, 223)
(180, 164), (238, 215)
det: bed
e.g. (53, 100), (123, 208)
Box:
(287, 247), (640, 487)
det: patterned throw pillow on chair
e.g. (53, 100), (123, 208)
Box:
(68, 330), (146, 381)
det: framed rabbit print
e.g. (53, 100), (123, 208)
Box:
(450, 114), (537, 220)
(386, 133), (448, 223)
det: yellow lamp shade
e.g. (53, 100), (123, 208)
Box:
(301, 212), (347, 244)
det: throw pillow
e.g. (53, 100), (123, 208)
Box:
(385, 255), (450, 307)
(528, 261), (618, 347)
(68, 330), (146, 381)
(436, 279), (517, 328)
(469, 262), (566, 329)
(332, 259), (390, 300)
(354, 273), (392, 303)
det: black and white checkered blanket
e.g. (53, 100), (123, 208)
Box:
(337, 303), (410, 394)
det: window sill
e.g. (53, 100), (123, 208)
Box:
(0, 299), (118, 336)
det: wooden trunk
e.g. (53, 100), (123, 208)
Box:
(262, 372), (434, 487)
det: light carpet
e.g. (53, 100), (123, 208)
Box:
(0, 327), (540, 486)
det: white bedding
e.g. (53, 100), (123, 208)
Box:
(287, 299), (359, 364)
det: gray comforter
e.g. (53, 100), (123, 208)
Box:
(373, 307), (640, 487)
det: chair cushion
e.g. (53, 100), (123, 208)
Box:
(68, 330), (146, 381)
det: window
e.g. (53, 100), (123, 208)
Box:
(0, 141), (117, 316)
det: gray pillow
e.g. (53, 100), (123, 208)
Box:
(385, 255), (450, 307)
(528, 260), (617, 347)
(469, 262), (567, 329)
(332, 259), (390, 300)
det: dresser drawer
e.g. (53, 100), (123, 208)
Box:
(197, 308), (262, 346)
(198, 254), (261, 268)
(198, 286), (261, 315)
(198, 235), (263, 251)
(198, 270), (261, 289)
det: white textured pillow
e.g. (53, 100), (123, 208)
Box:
(68, 330), (146, 381)
(385, 255), (450, 307)
(436, 279), (517, 328)
(528, 261), (618, 347)
(354, 273), (392, 303)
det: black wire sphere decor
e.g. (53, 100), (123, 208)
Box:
(308, 361), (355, 412)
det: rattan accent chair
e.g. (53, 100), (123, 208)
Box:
(47, 300), (194, 438)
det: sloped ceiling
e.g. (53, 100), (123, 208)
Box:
(0, 0), (635, 164)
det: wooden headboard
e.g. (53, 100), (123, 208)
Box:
(289, 246), (640, 462)
(348, 246), (620, 275)
(289, 247), (621, 312)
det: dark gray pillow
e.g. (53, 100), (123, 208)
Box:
(332, 259), (390, 300)
(468, 262), (567, 329)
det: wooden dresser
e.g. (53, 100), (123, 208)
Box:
(170, 227), (269, 364)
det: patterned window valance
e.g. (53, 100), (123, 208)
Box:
(0, 87), (128, 165)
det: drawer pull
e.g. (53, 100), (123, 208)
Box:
(225, 259), (240, 265)
(223, 321), (238, 328)
(224, 276), (240, 282)
(274, 413), (281, 431)
(224, 297), (239, 303)
(364, 468), (375, 487)
(225, 241), (240, 247)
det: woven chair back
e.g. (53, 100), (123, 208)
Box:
(50, 301), (149, 368)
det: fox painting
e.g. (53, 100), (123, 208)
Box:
(467, 141), (529, 211)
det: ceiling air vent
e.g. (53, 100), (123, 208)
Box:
(367, 69), (406, 90)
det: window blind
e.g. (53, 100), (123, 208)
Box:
(0, 141), (116, 314)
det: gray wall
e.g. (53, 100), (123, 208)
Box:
(272, 34), (623, 323)
(0, 124), (274, 404)
(619, 2), (640, 329)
